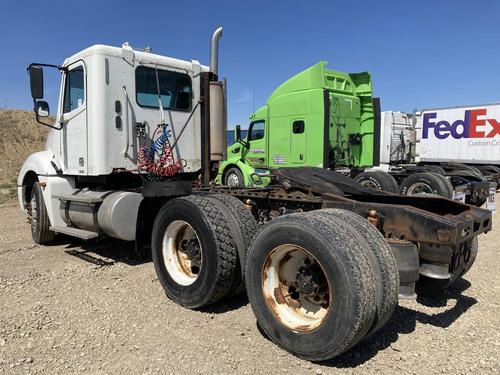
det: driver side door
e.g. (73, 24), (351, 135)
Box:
(244, 120), (267, 169)
(60, 62), (87, 175)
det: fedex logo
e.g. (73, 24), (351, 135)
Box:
(422, 109), (500, 139)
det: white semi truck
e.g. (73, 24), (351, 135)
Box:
(17, 28), (492, 361)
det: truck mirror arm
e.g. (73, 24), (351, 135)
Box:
(33, 103), (63, 130)
(27, 63), (66, 130)
(237, 138), (249, 148)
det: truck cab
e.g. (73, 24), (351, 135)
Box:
(18, 36), (226, 241)
(217, 61), (376, 186)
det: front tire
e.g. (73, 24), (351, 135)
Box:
(30, 181), (55, 244)
(224, 167), (244, 187)
(151, 195), (239, 308)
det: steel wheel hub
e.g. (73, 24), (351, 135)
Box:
(360, 180), (379, 190)
(407, 182), (433, 195)
(162, 220), (202, 286)
(262, 244), (331, 332)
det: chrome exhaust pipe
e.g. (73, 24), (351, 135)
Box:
(210, 27), (223, 76)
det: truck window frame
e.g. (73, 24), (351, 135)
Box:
(62, 63), (86, 115)
(248, 120), (265, 142)
(135, 65), (193, 112)
(292, 120), (305, 134)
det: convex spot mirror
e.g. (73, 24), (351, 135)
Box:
(29, 65), (44, 99)
(35, 100), (50, 117)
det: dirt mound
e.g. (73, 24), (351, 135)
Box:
(0, 109), (50, 202)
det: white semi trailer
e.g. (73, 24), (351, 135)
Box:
(417, 103), (500, 183)
(352, 109), (495, 209)
(17, 28), (492, 361)
(378, 109), (497, 210)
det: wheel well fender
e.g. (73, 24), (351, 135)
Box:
(21, 171), (39, 207)
(135, 197), (169, 256)
(228, 161), (256, 186)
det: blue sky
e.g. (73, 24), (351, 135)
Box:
(1, 0), (499, 128)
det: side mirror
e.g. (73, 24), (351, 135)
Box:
(35, 101), (50, 117)
(29, 65), (44, 99)
(235, 125), (242, 142)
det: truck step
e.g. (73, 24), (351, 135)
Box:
(49, 226), (99, 240)
(52, 194), (104, 203)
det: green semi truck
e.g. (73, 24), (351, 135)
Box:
(217, 62), (492, 208)
(217, 61), (376, 186)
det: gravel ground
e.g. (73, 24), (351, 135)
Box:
(0, 199), (499, 374)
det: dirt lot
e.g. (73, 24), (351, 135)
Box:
(0, 200), (498, 375)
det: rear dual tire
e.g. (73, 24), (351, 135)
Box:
(416, 237), (479, 296)
(354, 171), (399, 193)
(400, 172), (454, 199)
(151, 194), (257, 308)
(245, 210), (398, 361)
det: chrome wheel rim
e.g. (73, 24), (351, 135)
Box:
(262, 244), (331, 332)
(162, 220), (202, 286)
(227, 173), (240, 187)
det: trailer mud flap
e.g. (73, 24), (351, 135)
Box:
(486, 185), (496, 211)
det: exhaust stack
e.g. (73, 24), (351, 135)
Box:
(210, 27), (223, 75)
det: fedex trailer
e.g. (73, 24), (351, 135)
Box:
(417, 103), (500, 174)
(375, 106), (498, 210)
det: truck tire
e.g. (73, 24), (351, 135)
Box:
(354, 171), (399, 193)
(313, 209), (399, 336)
(151, 195), (238, 308)
(462, 236), (479, 276)
(245, 212), (377, 361)
(224, 167), (244, 187)
(205, 193), (258, 295)
(399, 172), (453, 199)
(424, 165), (446, 175)
(30, 181), (55, 244)
(477, 165), (500, 185)
(416, 237), (478, 296)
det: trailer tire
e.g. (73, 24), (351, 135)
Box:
(477, 165), (500, 185)
(400, 172), (453, 198)
(313, 209), (399, 336)
(424, 165), (446, 175)
(30, 181), (55, 244)
(354, 171), (399, 193)
(245, 212), (377, 361)
(151, 195), (238, 308)
(205, 194), (258, 295)
(416, 237), (478, 296)
(224, 167), (244, 187)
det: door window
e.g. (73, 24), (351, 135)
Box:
(63, 66), (85, 113)
(248, 121), (265, 141)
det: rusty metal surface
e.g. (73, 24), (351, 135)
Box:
(210, 167), (492, 247)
